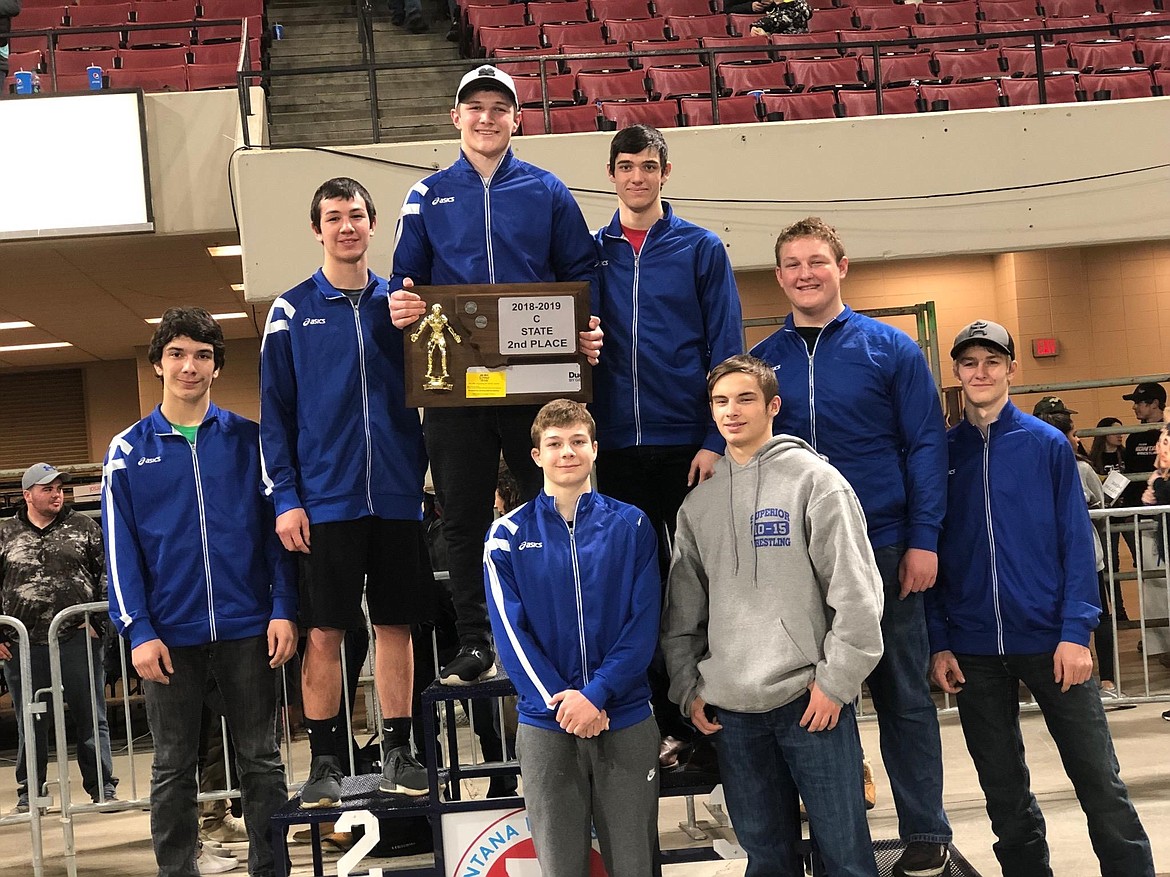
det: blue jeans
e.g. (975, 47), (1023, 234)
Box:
(144, 635), (286, 877)
(867, 543), (951, 843)
(388, 0), (423, 20)
(3, 633), (117, 803)
(954, 653), (1154, 877)
(713, 695), (878, 877)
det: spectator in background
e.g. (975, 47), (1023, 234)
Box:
(388, 0), (427, 33)
(0, 462), (117, 813)
(1037, 410), (1117, 698)
(749, 0), (811, 35)
(1119, 384), (1165, 620)
(1140, 424), (1170, 672)
(1090, 416), (1130, 620)
(0, 0), (21, 82)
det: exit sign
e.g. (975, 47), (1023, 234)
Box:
(1032, 337), (1059, 358)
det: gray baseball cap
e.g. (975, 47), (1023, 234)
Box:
(22, 462), (69, 491)
(950, 320), (1015, 360)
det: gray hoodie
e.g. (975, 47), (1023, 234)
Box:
(662, 434), (884, 715)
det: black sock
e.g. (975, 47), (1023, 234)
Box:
(304, 716), (340, 759)
(383, 717), (411, 751)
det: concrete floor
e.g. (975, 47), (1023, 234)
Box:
(0, 695), (1166, 877)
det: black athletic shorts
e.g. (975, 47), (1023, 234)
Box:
(298, 517), (435, 630)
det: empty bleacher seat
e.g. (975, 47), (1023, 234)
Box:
(187, 61), (237, 89)
(976, 19), (1046, 45)
(8, 50), (45, 72)
(577, 66), (650, 100)
(679, 93), (761, 123)
(544, 20), (606, 46)
(599, 97), (682, 126)
(1107, 0), (1159, 13)
(919, 1), (980, 24)
(120, 45), (188, 68)
(647, 62), (716, 95)
(786, 54), (864, 88)
(480, 23), (544, 52)
(856, 5), (919, 29)
(703, 33), (773, 63)
(727, 12), (763, 35)
(561, 42), (630, 72)
(1135, 37), (1170, 67)
(1112, 11), (1170, 39)
(468, 5), (528, 39)
(760, 89), (839, 118)
(1079, 67), (1156, 95)
(514, 73), (579, 104)
(665, 13), (731, 38)
(808, 6), (859, 31)
(521, 103), (602, 132)
(1042, 0), (1100, 17)
(632, 37), (703, 66)
(1069, 39), (1139, 69)
(1000, 42), (1074, 73)
(846, 26), (915, 49)
(1044, 13), (1112, 37)
(934, 47), (1007, 79)
(189, 37), (258, 66)
(198, 0), (265, 19)
(108, 62), (187, 90)
(11, 6), (66, 30)
(920, 77), (1004, 106)
(67, 3), (131, 28)
(978, 0), (1044, 20)
(837, 83), (922, 113)
(718, 58), (789, 91)
(770, 31), (846, 58)
(529, 1), (591, 26)
(492, 46), (561, 75)
(653, 0), (715, 16)
(605, 16), (668, 40)
(997, 70), (1079, 101)
(860, 51), (937, 84)
(128, 0), (196, 47)
(590, 0), (654, 20)
(912, 22), (983, 51)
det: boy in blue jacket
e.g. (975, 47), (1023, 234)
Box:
(390, 65), (602, 690)
(484, 399), (660, 876)
(929, 320), (1154, 877)
(260, 177), (432, 805)
(750, 217), (952, 877)
(593, 124), (743, 767)
(104, 308), (298, 877)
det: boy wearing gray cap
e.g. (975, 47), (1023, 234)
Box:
(929, 320), (1154, 877)
(388, 65), (600, 687)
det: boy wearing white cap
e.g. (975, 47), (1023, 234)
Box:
(388, 65), (601, 687)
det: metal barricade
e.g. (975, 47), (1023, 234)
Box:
(0, 614), (47, 877)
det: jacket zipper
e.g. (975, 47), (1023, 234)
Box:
(187, 434), (217, 641)
(805, 334), (818, 451)
(981, 429), (1004, 653)
(481, 170), (497, 283)
(350, 297), (376, 516)
(560, 495), (589, 684)
(631, 246), (642, 444)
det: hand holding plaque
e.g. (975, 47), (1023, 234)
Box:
(403, 283), (592, 408)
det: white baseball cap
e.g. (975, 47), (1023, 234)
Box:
(455, 64), (519, 107)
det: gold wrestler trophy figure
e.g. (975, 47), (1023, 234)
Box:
(410, 302), (463, 391)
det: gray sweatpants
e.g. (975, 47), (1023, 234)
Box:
(517, 715), (660, 877)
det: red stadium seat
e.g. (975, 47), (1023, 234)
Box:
(1044, 14), (1111, 39)
(127, 1), (197, 47)
(654, 0), (715, 16)
(837, 83), (922, 113)
(599, 97), (682, 126)
(11, 6), (66, 29)
(189, 38), (257, 66)
(198, 0), (264, 18)
(920, 77), (1003, 106)
(718, 58), (789, 91)
(120, 46), (189, 68)
(1042, 0), (1100, 17)
(856, 5), (919, 29)
(934, 47), (1007, 79)
(194, 14), (258, 42)
(807, 7), (859, 31)
(1135, 37), (1170, 67)
(543, 20), (605, 47)
(679, 93), (761, 123)
(1108, 0), (1158, 12)
(727, 12), (762, 35)
(1079, 67), (1156, 96)
(480, 24), (544, 52)
(1069, 39), (1139, 70)
(911, 23), (983, 51)
(771, 31), (846, 57)
(520, 103), (602, 132)
(513, 73), (580, 105)
(561, 42), (630, 73)
(978, 0), (1043, 21)
(68, 3), (131, 27)
(919, 1), (980, 24)
(107, 63), (187, 90)
(50, 48), (118, 74)
(846, 26), (914, 48)
(8, 50), (45, 72)
(786, 54), (864, 88)
(1152, 66), (1170, 89)
(604, 16), (668, 40)
(647, 62), (716, 96)
(187, 61), (237, 89)
(467, 5), (528, 37)
(665, 13), (731, 38)
(997, 70), (1079, 101)
(1000, 42), (1073, 73)
(703, 34), (773, 64)
(1112, 11), (1170, 39)
(860, 52), (937, 84)
(590, 0), (654, 20)
(492, 46), (561, 76)
(760, 89), (839, 118)
(529, 1), (591, 25)
(576, 67), (650, 100)
(631, 37), (702, 67)
(976, 19), (1046, 46)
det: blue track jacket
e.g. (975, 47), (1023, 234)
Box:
(750, 306), (947, 551)
(390, 149), (596, 295)
(483, 490), (659, 733)
(927, 402), (1101, 656)
(259, 269), (426, 524)
(103, 404), (297, 649)
(594, 203), (743, 453)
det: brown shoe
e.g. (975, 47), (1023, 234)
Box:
(863, 759), (877, 810)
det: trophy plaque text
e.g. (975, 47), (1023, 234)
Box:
(404, 282), (592, 408)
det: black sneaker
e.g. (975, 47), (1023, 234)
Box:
(300, 755), (343, 808)
(894, 842), (951, 877)
(1162, 709), (1170, 722)
(380, 746), (428, 796)
(440, 645), (497, 685)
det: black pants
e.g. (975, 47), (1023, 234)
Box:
(424, 405), (543, 646)
(597, 443), (700, 742)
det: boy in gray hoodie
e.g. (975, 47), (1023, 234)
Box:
(662, 354), (885, 877)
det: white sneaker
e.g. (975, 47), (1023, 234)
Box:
(197, 845), (238, 875)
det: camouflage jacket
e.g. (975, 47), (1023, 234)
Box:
(0, 505), (105, 645)
(752, 0), (812, 34)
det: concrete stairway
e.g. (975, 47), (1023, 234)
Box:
(265, 0), (462, 147)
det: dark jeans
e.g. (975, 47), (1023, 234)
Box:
(867, 544), (952, 843)
(3, 633), (117, 802)
(713, 696), (877, 877)
(144, 636), (286, 877)
(1094, 571), (1116, 685)
(424, 405), (543, 646)
(954, 652), (1154, 877)
(597, 444), (699, 742)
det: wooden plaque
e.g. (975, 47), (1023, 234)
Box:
(403, 282), (592, 408)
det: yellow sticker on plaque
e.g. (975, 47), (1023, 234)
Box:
(466, 370), (507, 398)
